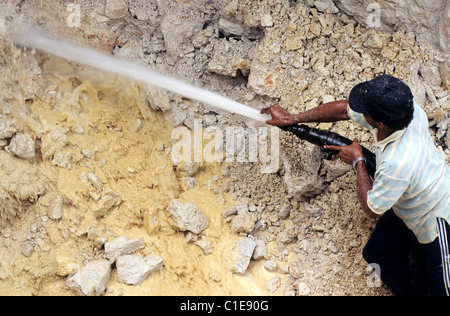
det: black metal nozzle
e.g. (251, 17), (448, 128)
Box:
(281, 124), (376, 178)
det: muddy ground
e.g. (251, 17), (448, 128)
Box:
(0, 0), (448, 296)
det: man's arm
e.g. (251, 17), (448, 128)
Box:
(325, 141), (381, 220)
(261, 100), (350, 126)
(355, 160), (380, 219)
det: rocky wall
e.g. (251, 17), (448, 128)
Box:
(0, 0), (449, 296)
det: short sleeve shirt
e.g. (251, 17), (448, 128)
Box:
(348, 102), (450, 244)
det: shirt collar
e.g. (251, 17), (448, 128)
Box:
(372, 128), (406, 152)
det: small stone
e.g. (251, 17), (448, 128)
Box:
(176, 162), (200, 177)
(267, 276), (281, 293)
(229, 237), (256, 276)
(22, 240), (34, 257)
(0, 117), (18, 139)
(81, 149), (94, 158)
(8, 132), (35, 159)
(104, 237), (144, 262)
(297, 282), (311, 296)
(364, 34), (384, 49)
(116, 254), (164, 286)
(87, 173), (103, 191)
(252, 239), (268, 260)
(92, 195), (116, 218)
(183, 177), (198, 190)
(48, 193), (64, 220)
(231, 211), (256, 234)
(105, 0), (128, 19)
(261, 14), (273, 27)
(67, 260), (111, 296)
(166, 200), (209, 234)
(264, 260), (278, 272)
(194, 239), (213, 255)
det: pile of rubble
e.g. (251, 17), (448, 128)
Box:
(0, 0), (448, 296)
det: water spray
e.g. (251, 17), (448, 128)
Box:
(9, 28), (271, 123)
(9, 28), (377, 174)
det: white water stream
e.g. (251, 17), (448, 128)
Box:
(10, 29), (271, 123)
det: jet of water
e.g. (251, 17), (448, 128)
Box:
(9, 28), (271, 123)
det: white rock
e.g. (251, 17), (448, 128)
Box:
(252, 239), (268, 260)
(0, 117), (17, 139)
(47, 193), (64, 220)
(261, 14), (274, 27)
(105, 0), (128, 19)
(194, 239), (213, 255)
(104, 237), (144, 262)
(264, 260), (278, 272)
(116, 254), (164, 286)
(67, 260), (111, 296)
(8, 132), (35, 159)
(267, 276), (281, 293)
(87, 172), (103, 191)
(229, 237), (256, 275)
(166, 200), (209, 234)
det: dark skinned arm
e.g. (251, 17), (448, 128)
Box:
(325, 141), (381, 220)
(263, 100), (380, 219)
(261, 100), (350, 127)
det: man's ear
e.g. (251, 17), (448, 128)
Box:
(375, 121), (385, 129)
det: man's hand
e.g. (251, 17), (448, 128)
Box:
(324, 140), (364, 166)
(261, 104), (297, 126)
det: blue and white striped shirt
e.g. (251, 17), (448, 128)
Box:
(348, 102), (450, 244)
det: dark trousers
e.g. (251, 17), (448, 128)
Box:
(363, 210), (450, 296)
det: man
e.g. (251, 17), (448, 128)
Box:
(262, 75), (450, 296)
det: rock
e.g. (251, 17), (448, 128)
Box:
(105, 0), (128, 19)
(92, 190), (122, 218)
(364, 34), (384, 50)
(161, 14), (201, 59)
(166, 199), (209, 234)
(86, 173), (103, 191)
(104, 237), (145, 262)
(334, 0), (445, 37)
(22, 240), (34, 257)
(128, 0), (159, 23)
(261, 14), (273, 27)
(116, 254), (164, 286)
(194, 238), (213, 255)
(218, 18), (256, 37)
(276, 225), (298, 245)
(92, 195), (116, 218)
(47, 193), (64, 220)
(0, 117), (17, 139)
(183, 177), (198, 190)
(229, 237), (256, 275)
(264, 260), (278, 272)
(313, 0), (339, 14)
(166, 105), (187, 127)
(231, 211), (256, 234)
(176, 162), (200, 177)
(67, 260), (111, 296)
(147, 85), (172, 112)
(297, 281), (311, 296)
(279, 203), (291, 220)
(252, 239), (268, 260)
(52, 150), (72, 168)
(7, 132), (35, 159)
(248, 66), (281, 98)
(267, 276), (281, 293)
(208, 38), (254, 77)
(420, 64), (442, 87)
(41, 128), (69, 159)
